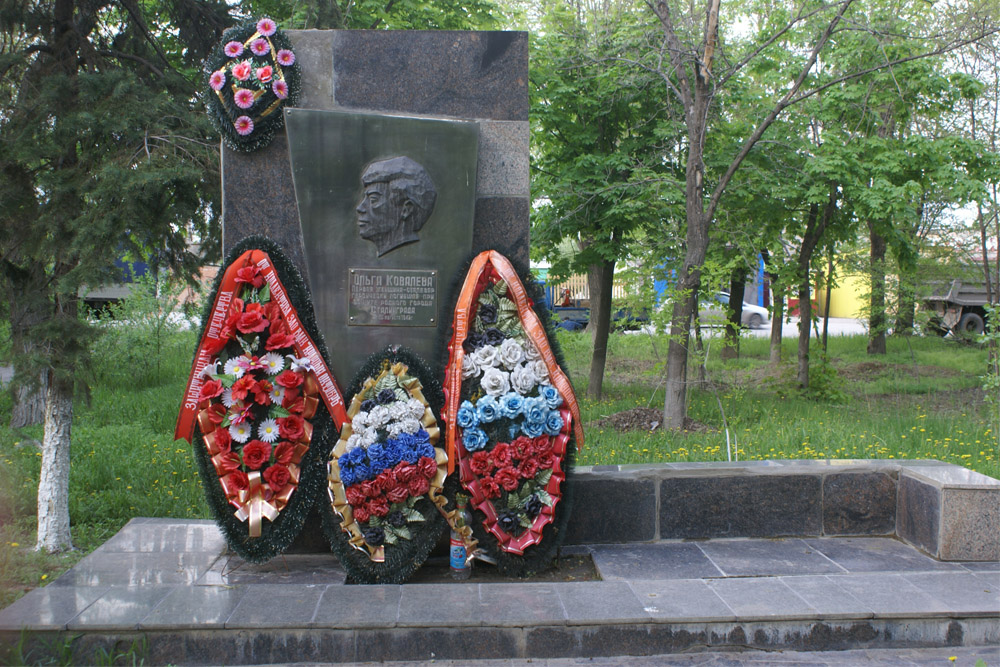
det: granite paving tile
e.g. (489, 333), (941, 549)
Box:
(66, 585), (176, 630)
(777, 575), (874, 619)
(198, 553), (346, 585)
(397, 583), (482, 627)
(959, 561), (1000, 572)
(697, 538), (845, 576)
(903, 571), (1000, 615)
(590, 543), (724, 581)
(824, 573), (951, 618)
(555, 581), (650, 624)
(477, 583), (567, 626)
(95, 520), (225, 554)
(0, 585), (109, 631)
(706, 578), (817, 620)
(626, 579), (736, 622)
(803, 537), (963, 573)
(313, 584), (400, 628)
(225, 584), (326, 628)
(49, 552), (217, 587)
(138, 584), (248, 629)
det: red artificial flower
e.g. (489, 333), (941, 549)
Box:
(214, 426), (232, 453)
(231, 375), (257, 402)
(225, 299), (244, 329)
(273, 441), (294, 465)
(360, 480), (379, 499)
(517, 457), (539, 480)
(532, 436), (553, 455)
(470, 450), (493, 475)
(480, 476), (501, 499)
(206, 403), (227, 425)
(534, 452), (555, 470)
(345, 485), (365, 506)
(277, 414), (305, 441)
(253, 379), (273, 405)
(229, 470), (249, 491)
(263, 301), (282, 324)
(266, 325), (295, 351)
(263, 463), (291, 491)
(235, 265), (265, 288)
(374, 470), (397, 492)
(242, 440), (272, 470)
(511, 435), (533, 460)
(283, 394), (305, 415)
(494, 467), (520, 492)
(369, 496), (390, 517)
(407, 475), (430, 496)
(237, 304), (269, 334)
(491, 442), (513, 468)
(255, 65), (273, 83)
(199, 379), (225, 402)
(416, 456), (437, 479)
(204, 336), (229, 356)
(395, 463), (418, 483)
(386, 485), (409, 504)
(275, 369), (304, 389)
(353, 505), (370, 523)
(232, 60), (252, 81)
(217, 452), (242, 474)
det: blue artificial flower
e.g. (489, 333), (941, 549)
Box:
(339, 464), (356, 487)
(353, 462), (372, 482)
(499, 392), (523, 419)
(414, 429), (431, 445)
(462, 427), (489, 452)
(477, 395), (501, 423)
(384, 439), (406, 468)
(417, 441), (436, 459)
(539, 384), (563, 410)
(347, 446), (368, 465)
(545, 410), (564, 436)
(522, 421), (545, 438)
(523, 396), (547, 424)
(367, 442), (390, 472)
(456, 400), (479, 429)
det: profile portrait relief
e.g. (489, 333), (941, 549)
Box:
(356, 156), (437, 257)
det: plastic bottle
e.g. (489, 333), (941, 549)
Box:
(450, 494), (473, 580)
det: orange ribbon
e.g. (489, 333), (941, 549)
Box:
(234, 472), (280, 538)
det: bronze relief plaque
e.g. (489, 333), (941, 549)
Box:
(285, 109), (478, 383)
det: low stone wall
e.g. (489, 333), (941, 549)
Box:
(564, 459), (1000, 562)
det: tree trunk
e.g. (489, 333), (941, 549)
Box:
(36, 369), (74, 552)
(11, 372), (47, 428)
(868, 222), (887, 355)
(770, 285), (784, 365)
(822, 247), (833, 354)
(721, 274), (745, 361)
(796, 190), (838, 389)
(895, 276), (916, 336)
(586, 258), (616, 400)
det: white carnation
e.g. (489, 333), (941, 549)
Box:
(461, 354), (480, 380)
(510, 363), (538, 395)
(388, 400), (410, 422)
(358, 427), (378, 448)
(406, 398), (426, 421)
(399, 418), (421, 435)
(498, 338), (525, 370)
(346, 433), (365, 451)
(368, 405), (391, 428)
(481, 366), (511, 397)
(352, 410), (370, 431)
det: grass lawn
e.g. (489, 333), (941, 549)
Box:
(0, 325), (996, 608)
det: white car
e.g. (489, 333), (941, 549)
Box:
(700, 292), (770, 329)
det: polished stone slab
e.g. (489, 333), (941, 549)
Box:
(903, 571), (1000, 616)
(66, 585), (176, 630)
(199, 553), (346, 586)
(225, 583), (326, 629)
(706, 578), (816, 620)
(555, 581), (650, 624)
(960, 561), (1000, 572)
(803, 537), (963, 573)
(563, 477), (657, 545)
(477, 583), (567, 627)
(0, 585), (109, 631)
(590, 543), (724, 581)
(94, 519), (225, 554)
(397, 583), (482, 628)
(138, 584), (247, 629)
(777, 575), (873, 619)
(824, 573), (951, 618)
(313, 583), (400, 628)
(49, 552), (217, 587)
(626, 579), (736, 622)
(822, 471), (896, 536)
(697, 538), (845, 577)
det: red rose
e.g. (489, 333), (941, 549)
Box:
(237, 308), (268, 334)
(395, 463), (418, 483)
(283, 394), (305, 415)
(232, 60), (251, 81)
(198, 379), (225, 402)
(354, 505), (370, 523)
(242, 440), (271, 470)
(256, 65), (273, 83)
(532, 436), (553, 455)
(360, 480), (379, 499)
(386, 486), (409, 504)
(273, 441), (294, 465)
(345, 485), (365, 506)
(235, 265), (265, 288)
(517, 457), (538, 480)
(277, 414), (305, 441)
(407, 475), (430, 496)
(417, 456), (437, 479)
(231, 375), (257, 402)
(494, 467), (520, 492)
(369, 496), (390, 517)
(480, 476), (501, 499)
(534, 452), (555, 470)
(470, 450), (493, 475)
(217, 451), (241, 474)
(263, 463), (291, 491)
(213, 426), (232, 453)
(275, 369), (304, 389)
(491, 442), (513, 468)
(266, 325), (295, 351)
(229, 470), (249, 491)
(511, 435), (533, 460)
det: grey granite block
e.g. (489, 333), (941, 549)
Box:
(312, 584), (400, 628)
(627, 579), (736, 622)
(897, 472), (941, 555)
(476, 121), (529, 197)
(288, 30), (333, 109)
(477, 583), (567, 626)
(397, 583), (481, 627)
(555, 581), (649, 624)
(824, 573), (951, 618)
(823, 472), (896, 536)
(706, 579), (817, 620)
(941, 488), (1000, 561)
(139, 585), (247, 629)
(225, 584), (325, 628)
(355, 627), (520, 662)
(472, 196), (530, 276)
(563, 477), (657, 545)
(660, 474), (822, 539)
(904, 571), (1000, 616)
(589, 543), (724, 581)
(198, 553), (346, 586)
(0, 585), (109, 631)
(804, 537), (962, 573)
(330, 31), (528, 120)
(49, 552), (217, 587)
(778, 575), (873, 619)
(66, 585), (176, 630)
(95, 520), (225, 554)
(697, 538), (846, 577)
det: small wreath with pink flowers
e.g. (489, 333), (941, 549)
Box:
(204, 18), (301, 152)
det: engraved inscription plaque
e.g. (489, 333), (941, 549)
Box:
(285, 109), (478, 384)
(348, 268), (437, 326)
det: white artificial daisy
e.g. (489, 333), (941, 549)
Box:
(461, 354), (480, 380)
(261, 352), (284, 375)
(229, 422), (251, 443)
(258, 418), (279, 443)
(269, 384), (286, 404)
(224, 358), (246, 378)
(221, 387), (235, 408)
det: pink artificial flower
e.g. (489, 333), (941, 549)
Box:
(234, 88), (255, 109)
(276, 49), (295, 67)
(250, 38), (270, 57)
(256, 18), (277, 36)
(232, 60), (251, 81)
(209, 70), (226, 91)
(224, 41), (244, 57)
(234, 116), (254, 136)
(272, 80), (288, 100)
(255, 65), (273, 84)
